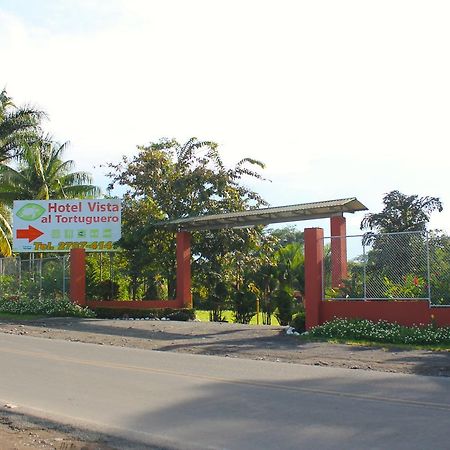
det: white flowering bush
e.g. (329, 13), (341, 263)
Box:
(309, 318), (450, 345)
(0, 297), (96, 318)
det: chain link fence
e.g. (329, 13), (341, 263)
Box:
(323, 231), (448, 302)
(428, 231), (450, 306)
(0, 255), (69, 300)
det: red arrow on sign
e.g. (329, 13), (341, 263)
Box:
(16, 225), (44, 242)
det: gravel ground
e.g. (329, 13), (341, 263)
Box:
(1, 317), (450, 448)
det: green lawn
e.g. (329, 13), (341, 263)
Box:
(195, 310), (280, 325)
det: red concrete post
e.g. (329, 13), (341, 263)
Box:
(330, 215), (348, 288)
(176, 231), (192, 308)
(304, 228), (324, 330)
(70, 248), (86, 306)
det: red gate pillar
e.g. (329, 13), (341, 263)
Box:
(70, 248), (86, 306)
(304, 227), (324, 330)
(176, 231), (192, 308)
(330, 215), (348, 288)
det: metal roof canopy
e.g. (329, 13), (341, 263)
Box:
(160, 197), (368, 231)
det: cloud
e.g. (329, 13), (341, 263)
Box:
(1, 0), (449, 234)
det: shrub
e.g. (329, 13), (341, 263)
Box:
(204, 281), (229, 322)
(383, 274), (426, 299)
(325, 274), (363, 299)
(232, 288), (256, 324)
(309, 318), (450, 345)
(290, 311), (305, 333)
(0, 297), (95, 318)
(273, 286), (295, 326)
(88, 279), (120, 300)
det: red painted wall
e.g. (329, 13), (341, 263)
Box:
(320, 300), (450, 327)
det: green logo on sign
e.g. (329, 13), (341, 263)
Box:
(16, 203), (45, 221)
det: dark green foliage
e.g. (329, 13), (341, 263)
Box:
(270, 226), (304, 249)
(205, 281), (229, 322)
(232, 288), (256, 324)
(0, 297), (95, 318)
(86, 253), (133, 300)
(93, 307), (195, 321)
(107, 137), (268, 307)
(88, 279), (119, 300)
(290, 311), (305, 333)
(0, 257), (68, 300)
(429, 231), (450, 305)
(326, 271), (364, 299)
(361, 190), (443, 234)
(273, 286), (295, 326)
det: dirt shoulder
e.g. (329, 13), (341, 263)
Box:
(1, 317), (450, 449)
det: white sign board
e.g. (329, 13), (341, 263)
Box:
(13, 199), (121, 252)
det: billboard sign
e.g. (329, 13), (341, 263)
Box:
(13, 199), (121, 252)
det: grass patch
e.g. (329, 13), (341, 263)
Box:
(307, 318), (450, 347)
(0, 312), (45, 321)
(195, 310), (280, 325)
(297, 334), (450, 351)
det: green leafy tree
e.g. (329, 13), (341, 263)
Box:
(361, 190), (443, 234)
(269, 226), (304, 249)
(107, 137), (268, 302)
(360, 190), (443, 295)
(244, 229), (304, 325)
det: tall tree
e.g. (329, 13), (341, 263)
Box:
(0, 88), (44, 163)
(361, 190), (443, 233)
(360, 190), (443, 293)
(0, 140), (100, 203)
(107, 137), (268, 299)
(0, 89), (44, 255)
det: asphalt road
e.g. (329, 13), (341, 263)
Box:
(0, 334), (450, 450)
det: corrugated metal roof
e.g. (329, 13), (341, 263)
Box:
(157, 197), (367, 231)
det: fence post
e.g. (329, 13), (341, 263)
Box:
(70, 248), (86, 306)
(304, 227), (324, 330)
(330, 215), (347, 288)
(176, 231), (192, 308)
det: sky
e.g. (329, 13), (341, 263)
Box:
(1, 0), (449, 236)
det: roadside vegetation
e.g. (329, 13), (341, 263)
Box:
(307, 318), (450, 347)
(0, 297), (95, 318)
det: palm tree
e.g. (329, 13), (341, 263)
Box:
(0, 140), (101, 204)
(0, 89), (44, 255)
(0, 88), (44, 163)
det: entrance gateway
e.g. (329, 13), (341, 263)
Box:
(159, 197), (367, 309)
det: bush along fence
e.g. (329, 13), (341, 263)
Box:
(0, 255), (69, 300)
(304, 227), (450, 330)
(323, 231), (437, 301)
